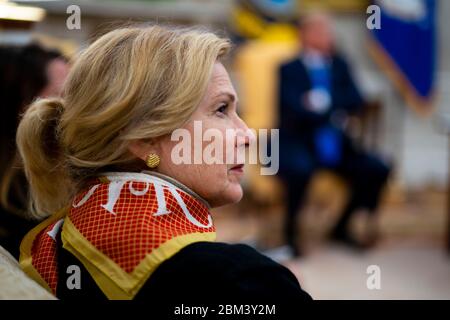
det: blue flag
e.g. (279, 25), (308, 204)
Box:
(369, 0), (436, 113)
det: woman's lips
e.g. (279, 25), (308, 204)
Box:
(229, 164), (244, 173)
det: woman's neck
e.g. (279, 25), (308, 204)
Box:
(98, 170), (211, 209)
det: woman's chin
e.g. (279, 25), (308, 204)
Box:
(229, 186), (244, 204)
(209, 184), (243, 208)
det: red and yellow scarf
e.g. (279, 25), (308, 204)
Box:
(20, 172), (216, 299)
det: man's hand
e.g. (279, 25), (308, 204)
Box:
(302, 88), (331, 114)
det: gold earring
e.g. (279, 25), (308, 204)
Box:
(146, 153), (160, 169)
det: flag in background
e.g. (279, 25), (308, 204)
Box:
(369, 0), (437, 114)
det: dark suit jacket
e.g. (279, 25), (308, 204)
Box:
(277, 54), (365, 176)
(56, 232), (312, 305)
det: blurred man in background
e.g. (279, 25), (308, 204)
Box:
(277, 12), (390, 256)
(0, 43), (69, 259)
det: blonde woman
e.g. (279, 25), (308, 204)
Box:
(16, 25), (311, 302)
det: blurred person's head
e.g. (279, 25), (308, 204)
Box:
(0, 43), (68, 143)
(18, 44), (69, 98)
(38, 55), (69, 98)
(299, 11), (335, 55)
(0, 44), (68, 215)
(16, 25), (251, 219)
(0, 44), (68, 121)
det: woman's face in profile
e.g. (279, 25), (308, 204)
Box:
(156, 62), (251, 208)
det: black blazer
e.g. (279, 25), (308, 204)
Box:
(278, 54), (364, 134)
(277, 54), (365, 174)
(56, 233), (312, 304)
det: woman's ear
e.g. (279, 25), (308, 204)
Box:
(127, 139), (153, 162)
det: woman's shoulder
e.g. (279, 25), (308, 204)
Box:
(164, 241), (289, 271)
(138, 241), (312, 301)
(56, 240), (312, 301)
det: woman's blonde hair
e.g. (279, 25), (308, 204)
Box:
(16, 24), (231, 218)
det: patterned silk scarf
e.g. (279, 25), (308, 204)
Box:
(20, 172), (216, 299)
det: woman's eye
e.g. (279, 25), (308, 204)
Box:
(216, 103), (228, 115)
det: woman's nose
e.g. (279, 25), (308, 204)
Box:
(235, 118), (255, 148)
